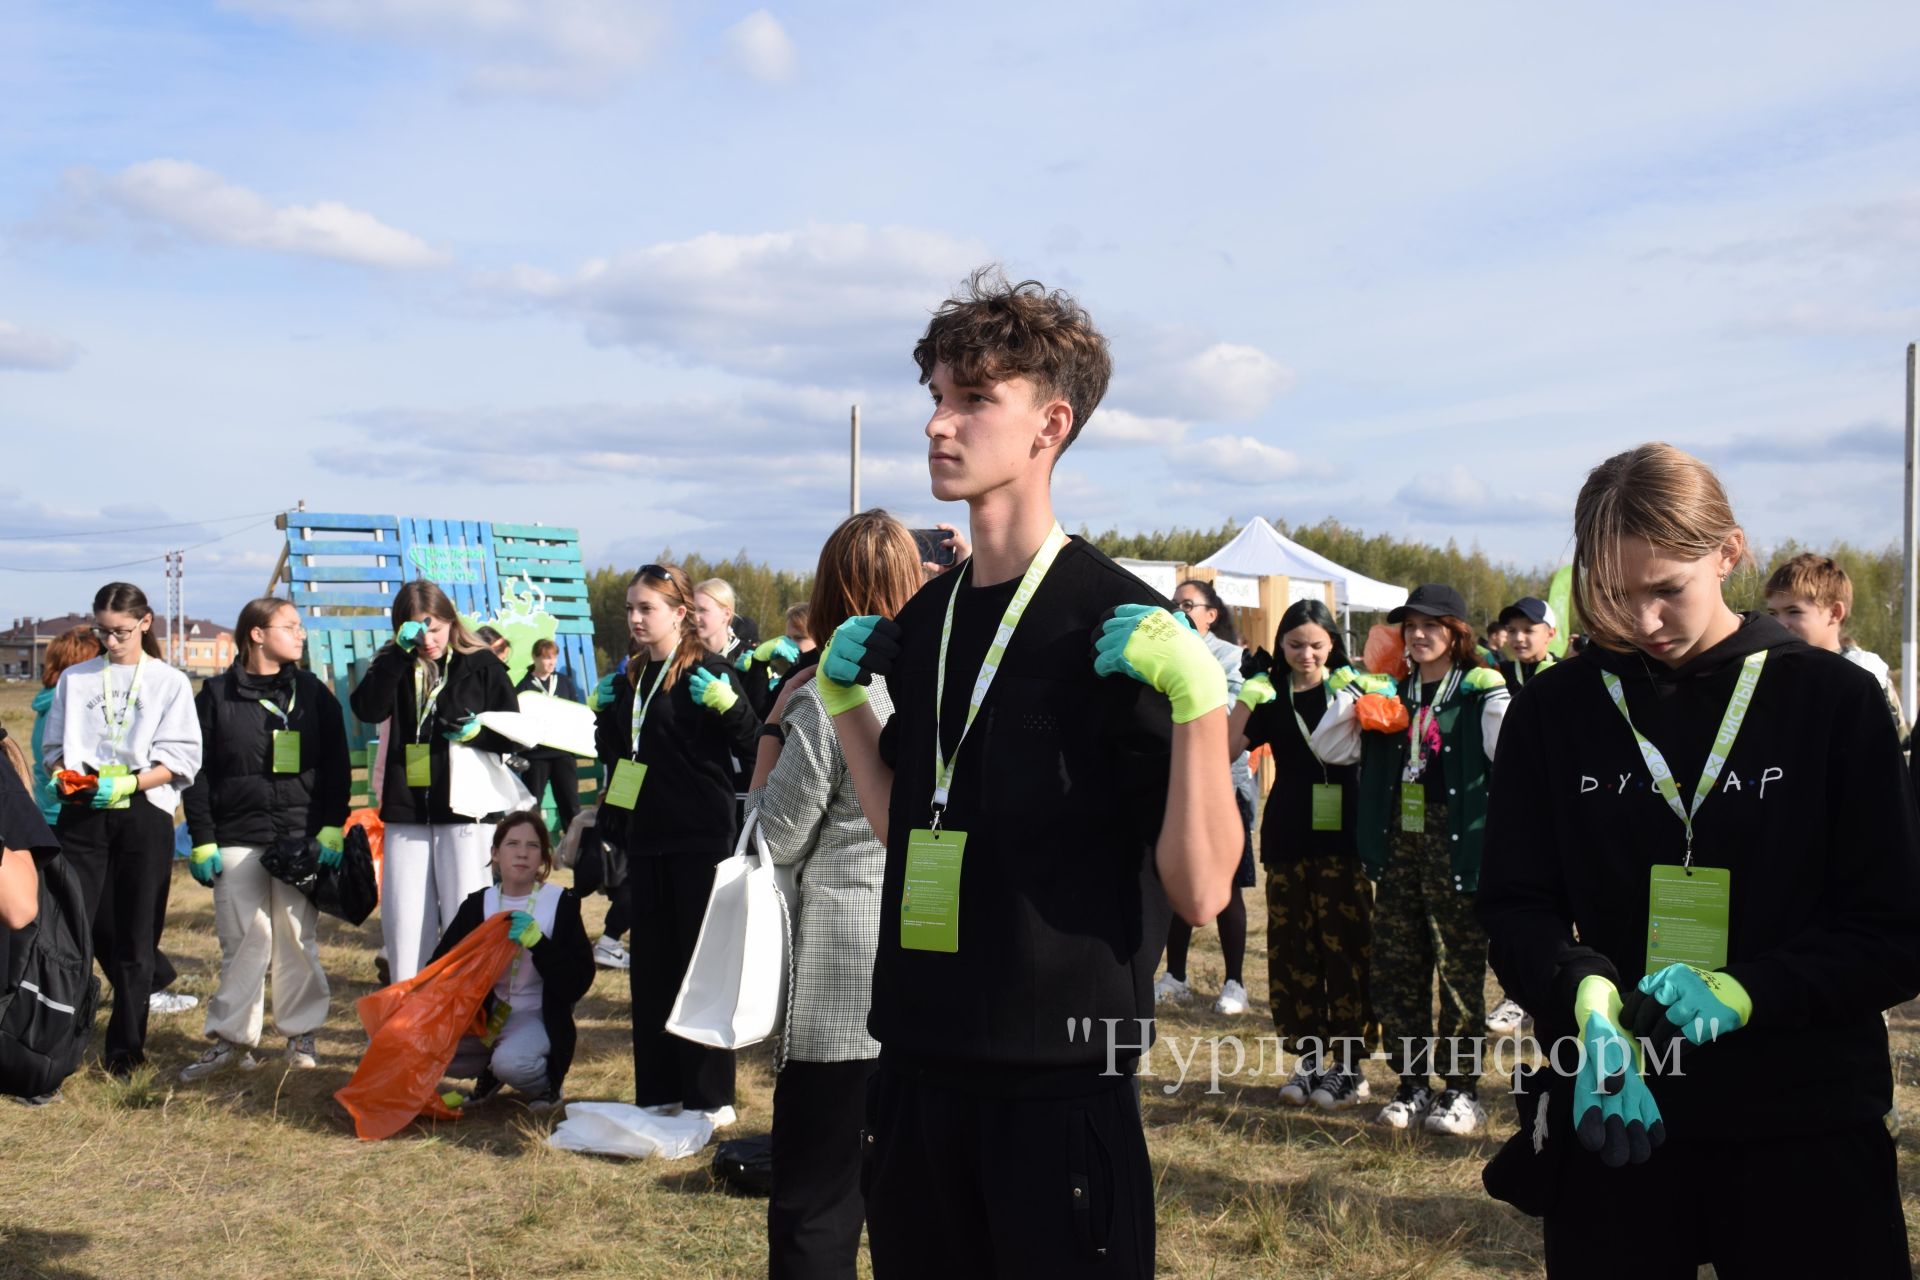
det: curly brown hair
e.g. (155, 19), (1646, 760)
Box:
(913, 266), (1112, 453)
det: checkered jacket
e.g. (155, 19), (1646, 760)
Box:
(748, 675), (893, 1063)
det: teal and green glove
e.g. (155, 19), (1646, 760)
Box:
(38, 773), (61, 811)
(1622, 964), (1751, 1051)
(817, 615), (902, 716)
(590, 671), (619, 711)
(687, 668), (739, 714)
(396, 620), (426, 652)
(188, 843), (222, 886)
(90, 773), (138, 810)
(1237, 673), (1278, 710)
(1092, 604), (1229, 724)
(1326, 666), (1362, 696)
(316, 825), (345, 870)
(445, 713), (483, 744)
(507, 910), (544, 948)
(1572, 975), (1665, 1167)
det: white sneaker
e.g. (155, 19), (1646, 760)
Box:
(1486, 998), (1529, 1035)
(593, 935), (631, 970)
(1212, 979), (1249, 1016)
(1152, 973), (1192, 1006)
(1310, 1067), (1372, 1112)
(1422, 1088), (1486, 1136)
(180, 1040), (260, 1082)
(1277, 1051), (1321, 1106)
(702, 1104), (737, 1128)
(1375, 1082), (1433, 1130)
(149, 992), (199, 1015)
(284, 1034), (318, 1069)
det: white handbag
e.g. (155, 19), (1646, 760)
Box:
(665, 811), (793, 1050)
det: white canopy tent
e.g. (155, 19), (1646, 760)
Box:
(1197, 517), (1408, 615)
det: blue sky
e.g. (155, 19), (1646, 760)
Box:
(3, 0), (1917, 626)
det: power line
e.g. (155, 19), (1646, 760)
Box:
(0, 507), (285, 541)
(0, 515), (281, 574)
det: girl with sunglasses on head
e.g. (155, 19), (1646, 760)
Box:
(595, 563), (761, 1124)
(1153, 578), (1257, 1015)
(40, 582), (203, 1074)
(176, 598), (351, 1080)
(350, 580), (519, 984)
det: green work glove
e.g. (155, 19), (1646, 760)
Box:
(688, 668), (739, 714)
(316, 826), (345, 870)
(1326, 666), (1361, 696)
(445, 713), (483, 744)
(818, 615), (902, 716)
(1572, 975), (1665, 1167)
(1237, 672), (1278, 710)
(1622, 963), (1752, 1051)
(590, 671), (619, 711)
(90, 773), (138, 810)
(38, 773), (61, 810)
(188, 843), (222, 886)
(758, 636), (801, 666)
(1092, 604), (1229, 724)
(396, 620), (426, 653)
(508, 909), (544, 948)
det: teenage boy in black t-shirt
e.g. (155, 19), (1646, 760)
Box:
(818, 270), (1242, 1278)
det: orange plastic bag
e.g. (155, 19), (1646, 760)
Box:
(1356, 692), (1410, 735)
(346, 808), (384, 894)
(53, 769), (98, 800)
(1363, 625), (1408, 680)
(334, 913), (516, 1141)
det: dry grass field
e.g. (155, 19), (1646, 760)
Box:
(1, 682), (1916, 1278)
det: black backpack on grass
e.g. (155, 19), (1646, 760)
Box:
(0, 853), (100, 1098)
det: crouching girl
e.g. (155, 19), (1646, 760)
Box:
(433, 811), (593, 1111)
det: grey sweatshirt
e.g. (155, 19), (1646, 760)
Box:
(42, 655), (202, 816)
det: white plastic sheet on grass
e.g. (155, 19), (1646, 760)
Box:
(547, 1102), (715, 1159)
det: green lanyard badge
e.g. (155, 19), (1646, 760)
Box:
(902, 524), (1068, 955)
(1288, 681), (1342, 831)
(605, 660), (670, 810)
(261, 684), (299, 774)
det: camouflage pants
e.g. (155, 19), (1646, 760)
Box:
(1372, 822), (1487, 1090)
(1264, 856), (1372, 1047)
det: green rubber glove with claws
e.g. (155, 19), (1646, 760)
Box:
(687, 668), (739, 714)
(1572, 975), (1665, 1167)
(589, 672), (619, 711)
(316, 825), (345, 870)
(1622, 963), (1752, 1051)
(508, 910), (544, 948)
(188, 843), (222, 886)
(91, 773), (138, 810)
(1237, 673), (1279, 710)
(817, 615), (903, 716)
(395, 620), (426, 653)
(1092, 604), (1229, 723)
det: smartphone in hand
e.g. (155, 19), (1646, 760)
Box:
(911, 528), (958, 567)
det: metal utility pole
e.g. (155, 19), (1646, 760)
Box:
(850, 405), (862, 515)
(1904, 343), (1917, 726)
(164, 549), (185, 666)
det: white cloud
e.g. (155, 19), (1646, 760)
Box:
(724, 10), (796, 84)
(0, 321), (79, 371)
(1085, 407), (1190, 448)
(79, 160), (447, 269)
(1168, 433), (1316, 486)
(1174, 342), (1295, 421)
(488, 223), (991, 382)
(223, 0), (666, 98)
(1391, 465), (1561, 525)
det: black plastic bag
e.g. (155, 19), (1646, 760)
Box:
(712, 1133), (774, 1197)
(259, 826), (379, 925)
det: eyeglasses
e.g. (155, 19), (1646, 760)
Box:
(267, 622), (307, 635)
(90, 626), (139, 642)
(1171, 599), (1210, 613)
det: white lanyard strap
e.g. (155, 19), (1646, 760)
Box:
(1600, 649), (1766, 866)
(628, 659), (671, 757)
(413, 663), (446, 737)
(931, 523), (1070, 824)
(1404, 666), (1463, 781)
(258, 681), (297, 727)
(1286, 678), (1331, 784)
(101, 656), (147, 749)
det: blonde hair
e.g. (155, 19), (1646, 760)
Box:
(1572, 443), (1747, 652)
(1764, 553), (1851, 615)
(693, 578), (736, 619)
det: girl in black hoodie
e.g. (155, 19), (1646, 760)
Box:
(179, 598), (350, 1079)
(596, 563), (759, 1123)
(350, 580), (519, 984)
(1477, 443), (1920, 1277)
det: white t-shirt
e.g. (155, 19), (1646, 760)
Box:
(42, 655), (201, 815)
(486, 883), (562, 1011)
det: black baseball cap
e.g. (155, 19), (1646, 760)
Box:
(1496, 597), (1559, 629)
(1387, 584), (1469, 623)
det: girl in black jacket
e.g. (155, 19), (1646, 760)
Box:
(596, 563), (759, 1121)
(178, 598), (351, 1079)
(350, 580), (519, 984)
(434, 811), (593, 1109)
(1477, 444), (1920, 1277)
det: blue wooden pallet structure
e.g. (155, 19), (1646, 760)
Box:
(278, 509), (602, 813)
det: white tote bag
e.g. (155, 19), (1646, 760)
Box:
(665, 812), (792, 1050)
(446, 743), (536, 820)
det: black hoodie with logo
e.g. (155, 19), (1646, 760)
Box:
(1478, 614), (1920, 1141)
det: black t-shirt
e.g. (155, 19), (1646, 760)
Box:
(1242, 679), (1359, 861)
(871, 538), (1174, 1079)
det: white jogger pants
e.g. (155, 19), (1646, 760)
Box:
(380, 822), (493, 984)
(203, 843), (330, 1046)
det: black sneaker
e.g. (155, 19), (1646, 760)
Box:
(1310, 1067), (1372, 1111)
